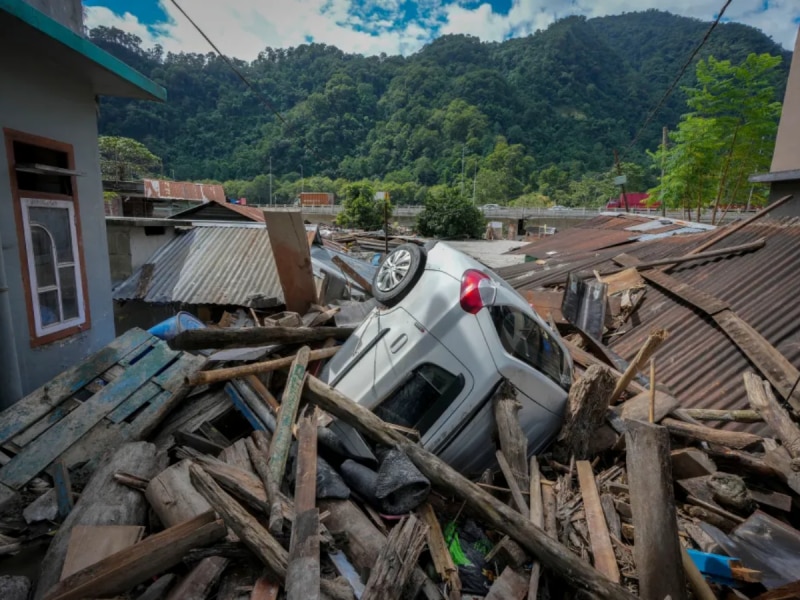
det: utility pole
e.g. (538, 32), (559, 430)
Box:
(299, 164), (304, 195)
(269, 155), (273, 207)
(661, 127), (667, 217)
(613, 149), (630, 213)
(472, 165), (478, 204)
(461, 145), (466, 199)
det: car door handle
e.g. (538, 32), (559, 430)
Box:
(390, 333), (408, 353)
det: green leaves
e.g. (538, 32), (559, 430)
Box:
(98, 136), (161, 181)
(336, 182), (391, 230)
(650, 53), (782, 220)
(416, 187), (485, 239)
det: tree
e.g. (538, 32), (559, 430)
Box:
(417, 186), (485, 239)
(98, 136), (161, 181)
(650, 53), (782, 221)
(336, 181), (388, 230)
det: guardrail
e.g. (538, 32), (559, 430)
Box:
(255, 204), (747, 223)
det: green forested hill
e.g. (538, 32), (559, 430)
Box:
(91, 9), (790, 194)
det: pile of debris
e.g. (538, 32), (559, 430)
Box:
(1, 208), (799, 600)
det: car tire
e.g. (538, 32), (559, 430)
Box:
(372, 243), (425, 307)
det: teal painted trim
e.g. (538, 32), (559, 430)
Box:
(0, 0), (166, 101)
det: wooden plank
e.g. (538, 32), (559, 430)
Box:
(250, 575), (280, 600)
(268, 346), (310, 485)
(60, 525), (144, 579)
(528, 456), (543, 600)
(493, 385), (529, 493)
(52, 461), (73, 520)
(496, 450), (528, 515)
(332, 255), (373, 295)
(304, 375), (638, 600)
(43, 513), (226, 600)
(171, 326), (352, 353)
(613, 389), (679, 424)
(661, 417), (763, 450)
(34, 442), (166, 600)
(0, 342), (178, 490)
(145, 460), (213, 528)
(0, 328), (153, 445)
(625, 420), (687, 600)
(418, 503), (460, 599)
(107, 382), (162, 424)
(609, 329), (669, 404)
(576, 461), (620, 582)
(263, 210), (318, 314)
(188, 464), (350, 600)
(225, 383), (268, 432)
(670, 448), (717, 480)
(164, 556), (228, 600)
(245, 434), (283, 535)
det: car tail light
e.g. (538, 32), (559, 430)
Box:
(460, 269), (496, 314)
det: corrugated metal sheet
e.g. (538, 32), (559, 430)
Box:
(113, 226), (283, 308)
(608, 217), (800, 417)
(144, 179), (226, 202)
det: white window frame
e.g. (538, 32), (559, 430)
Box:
(20, 197), (86, 337)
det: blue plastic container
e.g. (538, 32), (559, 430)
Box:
(148, 311), (206, 341)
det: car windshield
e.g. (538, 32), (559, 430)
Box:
(491, 306), (566, 388)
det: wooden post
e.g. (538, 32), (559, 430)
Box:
(744, 372), (800, 458)
(496, 451), (528, 515)
(287, 411), (320, 600)
(362, 515), (428, 600)
(625, 420), (687, 600)
(145, 460), (212, 528)
(244, 437), (283, 535)
(610, 329), (669, 404)
(528, 457), (543, 600)
(661, 418), (762, 449)
(304, 375), (638, 600)
(268, 346), (310, 485)
(576, 461), (620, 582)
(263, 210), (318, 314)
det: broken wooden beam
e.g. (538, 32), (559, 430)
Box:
(169, 326), (354, 352)
(528, 456), (544, 600)
(186, 346), (340, 386)
(625, 420), (687, 600)
(610, 329), (669, 404)
(332, 255), (373, 295)
(263, 210), (319, 314)
(164, 556), (228, 600)
(304, 375), (638, 600)
(362, 515), (428, 600)
(662, 417), (763, 450)
(418, 503), (460, 599)
(557, 364), (615, 459)
(244, 435), (283, 535)
(576, 461), (620, 582)
(493, 384), (529, 492)
(188, 464), (351, 600)
(682, 408), (763, 423)
(286, 411), (320, 600)
(268, 346), (310, 485)
(744, 372), (800, 458)
(42, 512), (226, 600)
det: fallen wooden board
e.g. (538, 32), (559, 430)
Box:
(43, 512), (225, 600)
(612, 390), (679, 424)
(61, 525), (144, 580)
(170, 326), (354, 352)
(576, 461), (620, 582)
(264, 210), (318, 314)
(0, 342), (178, 489)
(0, 328), (153, 446)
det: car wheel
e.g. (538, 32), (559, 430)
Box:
(373, 243), (425, 307)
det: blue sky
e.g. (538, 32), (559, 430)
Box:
(83, 0), (799, 59)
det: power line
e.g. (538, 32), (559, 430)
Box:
(626, 0), (733, 151)
(168, 0), (323, 164)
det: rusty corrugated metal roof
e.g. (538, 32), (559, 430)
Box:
(113, 225), (283, 308)
(608, 217), (800, 416)
(144, 179), (226, 202)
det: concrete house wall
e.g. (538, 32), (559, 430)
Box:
(23, 0), (83, 34)
(0, 49), (117, 405)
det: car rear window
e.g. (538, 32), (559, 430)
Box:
(491, 306), (565, 387)
(374, 364), (464, 435)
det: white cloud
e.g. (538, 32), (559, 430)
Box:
(83, 0), (799, 61)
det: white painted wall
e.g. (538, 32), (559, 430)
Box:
(0, 47), (116, 404)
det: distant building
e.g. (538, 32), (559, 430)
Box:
(0, 0), (166, 407)
(297, 192), (335, 206)
(605, 192), (660, 211)
(749, 26), (800, 216)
